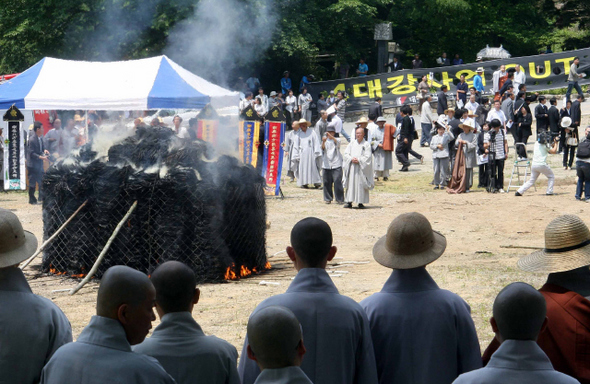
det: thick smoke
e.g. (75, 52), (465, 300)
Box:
(165, 0), (278, 86)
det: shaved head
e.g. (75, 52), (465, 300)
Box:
(97, 266), (156, 345)
(247, 306), (303, 369)
(150, 261), (197, 314)
(493, 282), (546, 341)
(290, 217), (333, 268)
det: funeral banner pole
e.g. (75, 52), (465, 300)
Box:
(238, 105), (263, 168)
(3, 105), (26, 190)
(261, 106), (286, 198)
(196, 104), (220, 146)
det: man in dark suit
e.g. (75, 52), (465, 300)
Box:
(548, 97), (560, 137)
(27, 122), (48, 205)
(384, 57), (404, 72)
(535, 96), (549, 135)
(368, 98), (383, 119)
(437, 86), (448, 115)
(571, 94), (582, 129)
(499, 71), (514, 97)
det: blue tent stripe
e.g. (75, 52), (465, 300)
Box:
(0, 58), (45, 109)
(147, 57), (210, 109)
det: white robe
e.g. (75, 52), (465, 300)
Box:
(284, 130), (297, 173)
(41, 316), (175, 384)
(133, 312), (240, 384)
(342, 139), (374, 204)
(239, 268), (378, 384)
(367, 125), (392, 172)
(0, 270), (72, 384)
(291, 129), (322, 186)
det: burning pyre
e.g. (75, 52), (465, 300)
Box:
(42, 126), (269, 282)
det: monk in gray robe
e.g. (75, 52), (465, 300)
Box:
(361, 212), (482, 384)
(291, 118), (322, 188)
(134, 261), (239, 384)
(239, 217), (378, 384)
(453, 283), (579, 384)
(246, 306), (312, 384)
(41, 266), (175, 384)
(284, 121), (300, 182)
(343, 126), (374, 209)
(368, 117), (393, 180)
(0, 208), (72, 384)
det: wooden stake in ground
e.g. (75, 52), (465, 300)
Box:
(20, 200), (88, 270)
(69, 201), (138, 295)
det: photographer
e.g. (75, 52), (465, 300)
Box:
(515, 131), (558, 196)
(575, 125), (590, 201)
(486, 119), (509, 193)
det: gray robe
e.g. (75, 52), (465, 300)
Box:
(453, 340), (580, 384)
(455, 131), (478, 169)
(41, 316), (175, 384)
(133, 312), (239, 384)
(0, 270), (72, 384)
(238, 268), (379, 384)
(360, 268), (482, 384)
(342, 139), (374, 204)
(292, 129), (322, 186)
(254, 367), (313, 384)
(368, 123), (393, 172)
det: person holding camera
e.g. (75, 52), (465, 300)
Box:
(514, 131), (559, 196)
(575, 125), (590, 201)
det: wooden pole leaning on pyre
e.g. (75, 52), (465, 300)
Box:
(69, 201), (138, 295)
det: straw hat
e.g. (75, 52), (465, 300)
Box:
(476, 67), (484, 73)
(355, 117), (369, 127)
(298, 118), (311, 127)
(376, 116), (387, 123)
(326, 105), (336, 115)
(561, 117), (572, 128)
(459, 120), (475, 131)
(467, 110), (478, 118)
(444, 107), (455, 114)
(373, 212), (447, 269)
(518, 215), (590, 273)
(0, 209), (38, 268)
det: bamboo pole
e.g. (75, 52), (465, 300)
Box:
(500, 245), (544, 250)
(20, 200), (88, 270)
(69, 201), (138, 295)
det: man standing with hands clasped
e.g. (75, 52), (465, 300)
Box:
(321, 125), (344, 204)
(27, 123), (49, 205)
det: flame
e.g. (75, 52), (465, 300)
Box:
(224, 261), (271, 280)
(48, 264), (85, 278)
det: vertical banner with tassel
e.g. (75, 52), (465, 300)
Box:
(238, 104), (262, 168)
(261, 106), (286, 196)
(196, 104), (219, 146)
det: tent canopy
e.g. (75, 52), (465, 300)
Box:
(0, 56), (239, 111)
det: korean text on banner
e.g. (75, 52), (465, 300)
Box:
(262, 121), (285, 196)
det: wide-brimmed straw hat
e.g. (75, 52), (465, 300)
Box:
(298, 118), (311, 127)
(518, 215), (590, 273)
(467, 110), (478, 118)
(355, 117), (369, 127)
(373, 212), (447, 269)
(0, 209), (38, 268)
(561, 117), (572, 128)
(444, 107), (455, 114)
(459, 120), (475, 131)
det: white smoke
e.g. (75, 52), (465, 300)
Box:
(164, 0), (278, 86)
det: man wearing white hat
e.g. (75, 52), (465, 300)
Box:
(455, 119), (478, 192)
(360, 212), (481, 384)
(483, 214), (590, 383)
(291, 118), (322, 188)
(0, 208), (72, 384)
(473, 67), (485, 94)
(368, 117), (394, 181)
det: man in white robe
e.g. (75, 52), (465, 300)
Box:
(284, 121), (300, 182)
(291, 118), (322, 188)
(368, 117), (393, 180)
(134, 261), (240, 384)
(453, 283), (579, 384)
(343, 126), (374, 209)
(239, 218), (378, 384)
(0, 209), (72, 384)
(361, 212), (482, 384)
(246, 306), (312, 384)
(41, 266), (175, 384)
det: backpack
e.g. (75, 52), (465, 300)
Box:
(577, 139), (590, 159)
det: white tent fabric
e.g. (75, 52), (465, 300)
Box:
(0, 56), (239, 111)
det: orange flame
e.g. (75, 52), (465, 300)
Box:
(48, 264), (85, 278)
(224, 261), (271, 280)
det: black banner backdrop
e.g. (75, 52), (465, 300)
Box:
(308, 48), (590, 112)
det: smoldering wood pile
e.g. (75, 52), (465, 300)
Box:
(41, 126), (267, 282)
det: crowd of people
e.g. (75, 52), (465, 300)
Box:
(1, 207), (589, 384)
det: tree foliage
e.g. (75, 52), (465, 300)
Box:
(0, 0), (588, 87)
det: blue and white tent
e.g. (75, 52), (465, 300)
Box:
(0, 55), (239, 111)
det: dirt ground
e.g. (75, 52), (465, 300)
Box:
(2, 125), (589, 359)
